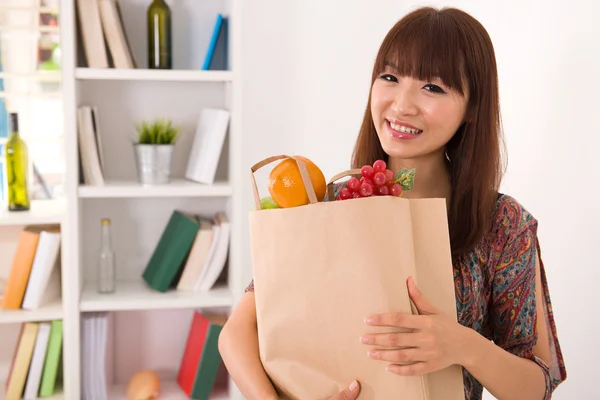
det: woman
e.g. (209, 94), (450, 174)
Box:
(218, 6), (567, 400)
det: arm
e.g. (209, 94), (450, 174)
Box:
(464, 205), (567, 400)
(218, 290), (279, 400)
(461, 251), (549, 400)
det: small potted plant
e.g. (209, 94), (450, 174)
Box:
(133, 118), (180, 185)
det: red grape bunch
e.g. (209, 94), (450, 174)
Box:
(336, 159), (403, 200)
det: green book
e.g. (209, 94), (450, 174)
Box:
(39, 319), (63, 397)
(191, 320), (226, 400)
(142, 210), (201, 292)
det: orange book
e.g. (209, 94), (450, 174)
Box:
(1, 227), (42, 309)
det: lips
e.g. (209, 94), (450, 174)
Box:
(387, 119), (423, 135)
(385, 119), (422, 141)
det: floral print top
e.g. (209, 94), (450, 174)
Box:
(245, 192), (567, 399)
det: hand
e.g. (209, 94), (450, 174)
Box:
(324, 380), (360, 400)
(360, 276), (472, 376)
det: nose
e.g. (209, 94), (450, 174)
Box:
(391, 86), (418, 116)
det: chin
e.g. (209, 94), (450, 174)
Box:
(379, 135), (427, 161)
(377, 128), (448, 162)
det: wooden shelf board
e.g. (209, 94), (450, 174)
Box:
(75, 68), (233, 82)
(0, 299), (63, 324)
(78, 179), (232, 198)
(80, 280), (233, 312)
(0, 198), (66, 226)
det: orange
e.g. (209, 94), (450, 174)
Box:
(268, 156), (326, 208)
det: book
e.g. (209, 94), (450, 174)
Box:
(76, 0), (109, 68)
(176, 218), (215, 291)
(23, 321), (52, 399)
(185, 109), (230, 185)
(1, 227), (44, 309)
(202, 14), (228, 71)
(39, 319), (63, 397)
(142, 210), (202, 292)
(21, 227), (62, 310)
(98, 0), (136, 69)
(77, 106), (105, 186)
(5, 322), (39, 399)
(177, 311), (228, 399)
(194, 212), (230, 292)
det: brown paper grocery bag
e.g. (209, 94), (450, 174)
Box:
(249, 155), (464, 400)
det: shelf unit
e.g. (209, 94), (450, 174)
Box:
(0, 0), (245, 399)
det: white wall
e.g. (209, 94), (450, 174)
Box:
(242, 0), (599, 398)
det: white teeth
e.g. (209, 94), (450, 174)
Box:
(390, 122), (422, 134)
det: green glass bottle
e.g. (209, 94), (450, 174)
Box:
(147, 0), (172, 69)
(5, 113), (30, 211)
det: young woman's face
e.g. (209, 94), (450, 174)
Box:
(370, 65), (468, 161)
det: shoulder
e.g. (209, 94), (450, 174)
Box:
(489, 193), (539, 241)
(486, 193), (540, 275)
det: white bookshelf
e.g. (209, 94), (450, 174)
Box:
(0, 299), (63, 325)
(0, 0), (245, 399)
(78, 179), (233, 198)
(0, 199), (66, 227)
(75, 67), (234, 82)
(79, 281), (233, 312)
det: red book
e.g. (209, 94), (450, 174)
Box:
(177, 311), (228, 398)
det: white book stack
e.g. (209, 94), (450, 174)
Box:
(175, 212), (230, 292)
(81, 312), (114, 400)
(185, 108), (231, 185)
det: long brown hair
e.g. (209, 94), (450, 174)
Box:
(351, 6), (505, 261)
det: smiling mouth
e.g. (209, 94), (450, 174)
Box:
(388, 120), (423, 135)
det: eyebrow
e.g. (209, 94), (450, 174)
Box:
(383, 61), (400, 72)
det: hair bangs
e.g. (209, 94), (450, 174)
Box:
(374, 12), (468, 96)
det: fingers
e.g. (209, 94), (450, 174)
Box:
(386, 361), (433, 376)
(364, 312), (428, 329)
(360, 331), (420, 347)
(328, 380), (360, 400)
(367, 347), (425, 364)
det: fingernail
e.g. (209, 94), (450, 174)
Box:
(364, 317), (373, 324)
(349, 380), (358, 391)
(360, 336), (370, 344)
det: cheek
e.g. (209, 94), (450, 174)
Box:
(422, 102), (465, 133)
(370, 85), (389, 123)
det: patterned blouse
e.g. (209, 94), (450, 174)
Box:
(245, 191), (567, 399)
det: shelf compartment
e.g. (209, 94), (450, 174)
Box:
(80, 281), (233, 312)
(78, 180), (232, 198)
(75, 68), (233, 82)
(0, 299), (63, 324)
(0, 199), (66, 227)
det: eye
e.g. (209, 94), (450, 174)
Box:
(379, 74), (398, 83)
(423, 83), (446, 94)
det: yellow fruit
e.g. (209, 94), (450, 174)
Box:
(268, 156), (326, 208)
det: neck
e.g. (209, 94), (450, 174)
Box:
(388, 150), (451, 200)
